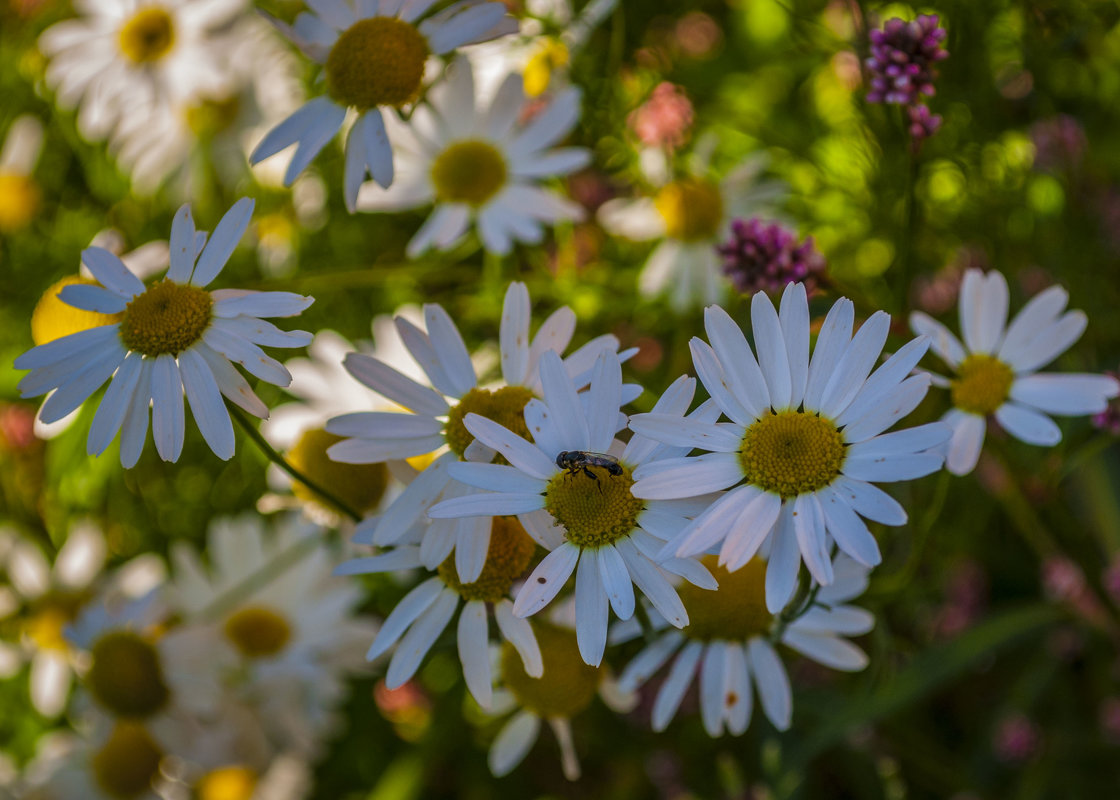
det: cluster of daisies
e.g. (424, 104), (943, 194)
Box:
(1, 514), (372, 799)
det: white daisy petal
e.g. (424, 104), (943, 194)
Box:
(428, 491), (544, 518)
(372, 452), (456, 543)
(342, 353), (449, 417)
(997, 285), (1069, 364)
(699, 641), (728, 736)
(627, 413), (742, 453)
(87, 351), (144, 455)
(507, 86), (581, 159)
(726, 644), (753, 735)
(150, 354), (185, 462)
(994, 402), (1062, 446)
(368, 580), (443, 663)
(942, 409), (986, 476)
(793, 605), (875, 636)
(386, 588), (459, 688)
(632, 452), (744, 500)
(454, 515), (492, 584)
(587, 351), (623, 453)
(494, 600), (542, 677)
(575, 551), (609, 666)
(1007, 311), (1087, 373)
(597, 544), (635, 621)
(840, 374), (932, 443)
(423, 2), (507, 54)
(190, 197), (255, 288)
(201, 327), (291, 387)
(37, 346), (123, 424)
(704, 305), (770, 416)
(57, 282), (127, 314)
(15, 324), (120, 372)
(462, 413), (556, 479)
(166, 204), (196, 282)
(782, 629), (868, 671)
(326, 410), (443, 439)
(618, 631), (684, 692)
(831, 475), (907, 526)
(362, 107), (394, 187)
(79, 247), (144, 298)
(284, 102), (347, 186)
(517, 509), (566, 550)
(748, 638), (792, 730)
(793, 493), (832, 585)
(523, 400), (566, 466)
(842, 451), (943, 482)
(512, 543), (580, 617)
(343, 114), (368, 213)
(974, 270), (1010, 354)
(307, 0), (354, 30)
(424, 303), (477, 397)
(211, 292), (314, 319)
(447, 462), (545, 493)
(818, 311), (891, 418)
(489, 710), (540, 777)
(525, 307), (577, 386)
(178, 348), (235, 460)
(846, 422), (951, 459)
(457, 600), (493, 709)
(909, 311), (966, 369)
(1010, 373), (1120, 416)
(119, 359), (153, 468)
(652, 640), (704, 731)
(718, 490), (782, 572)
(615, 538), (687, 627)
(779, 282), (810, 407)
(690, 338), (756, 426)
(539, 350), (590, 450)
(194, 344), (269, 418)
(765, 505), (800, 613)
(333, 548), (423, 575)
(835, 335), (931, 429)
(751, 290), (793, 410)
(958, 269), (986, 355)
(818, 485), (882, 566)
(805, 298), (854, 410)
(500, 282), (530, 385)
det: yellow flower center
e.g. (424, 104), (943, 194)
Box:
(196, 766), (258, 800)
(118, 280), (212, 357)
(739, 411), (846, 499)
(325, 17), (429, 110)
(430, 140), (508, 207)
(31, 277), (123, 346)
(654, 178), (724, 241)
(544, 463), (643, 548)
(501, 622), (600, 718)
(951, 353), (1015, 416)
(92, 721), (163, 800)
(679, 556), (772, 641)
(444, 385), (535, 458)
(223, 606), (292, 658)
(186, 95), (242, 138)
(0, 171), (40, 232)
(289, 428), (389, 515)
(87, 630), (170, 718)
(438, 516), (536, 603)
(24, 589), (88, 651)
(523, 39), (570, 97)
(118, 6), (176, 65)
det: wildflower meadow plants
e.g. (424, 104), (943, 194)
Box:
(4, 1), (1120, 798)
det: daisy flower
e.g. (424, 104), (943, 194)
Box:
(250, 0), (517, 211)
(910, 268), (1120, 475)
(629, 283), (951, 612)
(597, 144), (786, 312)
(338, 516), (542, 710)
(325, 281), (629, 583)
(167, 514), (375, 758)
(429, 349), (716, 666)
(14, 198), (314, 468)
(356, 56), (588, 257)
(0, 521), (164, 718)
(616, 553), (873, 736)
(0, 114), (43, 234)
(485, 620), (636, 781)
(38, 0), (248, 142)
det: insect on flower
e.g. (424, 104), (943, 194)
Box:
(555, 450), (624, 492)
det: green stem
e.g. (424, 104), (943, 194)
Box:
(897, 127), (921, 314)
(197, 533), (322, 622)
(227, 402), (363, 523)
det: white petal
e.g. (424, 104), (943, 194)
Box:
(805, 298), (854, 410)
(366, 577), (443, 660)
(818, 311), (891, 418)
(910, 311), (966, 369)
(615, 538), (687, 627)
(457, 600), (492, 708)
(765, 506), (800, 613)
(342, 353), (448, 417)
(725, 644), (753, 735)
(840, 374), (932, 443)
(195, 344), (268, 418)
(782, 629), (868, 671)
(1010, 373), (1120, 416)
(699, 641), (728, 736)
(327, 410), (444, 439)
(372, 452), (455, 543)
(831, 476), (907, 526)
(79, 247), (144, 298)
(597, 545), (635, 621)
(489, 710), (540, 777)
(333, 547), (422, 575)
(447, 461), (545, 493)
(178, 348), (234, 460)
(500, 282), (530, 386)
(167, 204), (197, 282)
(37, 346), (123, 423)
(957, 269), (986, 354)
(994, 402), (1062, 446)
(972, 270), (1009, 354)
(1006, 311), (1087, 373)
(704, 305), (770, 416)
(717, 490), (783, 572)
(690, 338), (756, 425)
(425, 303), (477, 397)
(30, 652), (71, 717)
(842, 452), (944, 482)
(428, 492), (544, 518)
(386, 588), (459, 687)
(494, 600), (542, 677)
(86, 352), (144, 456)
(201, 327), (291, 387)
(211, 291), (313, 319)
(751, 290), (792, 410)
(393, 316), (456, 397)
(779, 283), (810, 407)
(191, 198), (254, 287)
(618, 631), (684, 692)
(525, 306), (576, 387)
(793, 493), (832, 586)
(119, 359), (153, 468)
(454, 515), (492, 583)
(512, 543), (579, 617)
(328, 434), (445, 462)
(586, 351), (623, 453)
(57, 283), (127, 314)
(150, 354), (184, 462)
(523, 399), (566, 467)
(835, 335), (931, 429)
(632, 452), (743, 500)
(652, 641), (703, 731)
(627, 414), (742, 453)
(748, 638), (792, 730)
(283, 102), (347, 185)
(538, 350), (589, 450)
(463, 413), (556, 479)
(575, 551), (609, 666)
(818, 485), (882, 567)
(943, 409), (986, 476)
(997, 285), (1069, 365)
(846, 422), (951, 459)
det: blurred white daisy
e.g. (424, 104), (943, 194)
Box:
(251, 0), (517, 211)
(338, 516), (542, 710)
(597, 145), (786, 312)
(356, 57), (588, 257)
(108, 13), (305, 194)
(0, 521), (164, 718)
(14, 199), (314, 467)
(168, 514), (375, 757)
(39, 0), (249, 143)
(430, 350), (715, 666)
(629, 283), (951, 612)
(484, 620), (636, 781)
(0, 114), (43, 234)
(910, 268), (1120, 475)
(615, 554), (873, 736)
(325, 282), (630, 583)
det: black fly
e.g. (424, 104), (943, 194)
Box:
(555, 450), (623, 493)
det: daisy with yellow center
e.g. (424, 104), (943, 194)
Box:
(167, 514), (376, 757)
(597, 146), (787, 312)
(355, 56), (588, 256)
(629, 283), (951, 613)
(325, 282), (632, 585)
(910, 268), (1120, 475)
(15, 199), (314, 468)
(616, 554), (873, 736)
(429, 351), (716, 666)
(38, 0), (247, 143)
(337, 515), (542, 709)
(250, 0), (516, 212)
(0, 115), (43, 234)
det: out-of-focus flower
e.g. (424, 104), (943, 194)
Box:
(865, 15), (948, 106)
(250, 0), (517, 210)
(1091, 372), (1120, 434)
(674, 12), (722, 60)
(911, 269), (1120, 475)
(38, 0), (250, 143)
(617, 554), (872, 736)
(631, 285), (949, 612)
(356, 57), (588, 255)
(485, 621), (635, 781)
(15, 199), (314, 467)
(627, 83), (693, 151)
(717, 218), (826, 296)
(431, 353), (715, 666)
(1100, 697), (1120, 744)
(930, 559), (988, 639)
(1030, 115), (1087, 173)
(993, 713), (1042, 764)
(0, 115), (43, 233)
(907, 103), (942, 143)
(1042, 557), (1106, 623)
(339, 517), (541, 710)
(168, 514), (375, 758)
(324, 282), (629, 582)
(597, 146), (786, 312)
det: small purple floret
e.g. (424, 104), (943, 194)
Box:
(717, 219), (826, 295)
